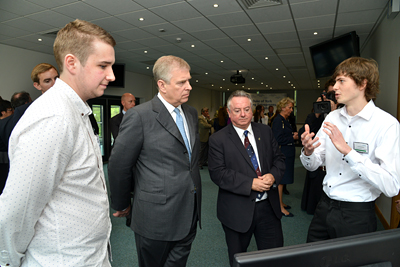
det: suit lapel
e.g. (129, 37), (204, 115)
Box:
(152, 96), (185, 146)
(227, 124), (255, 172)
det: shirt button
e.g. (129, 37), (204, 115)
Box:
(339, 173), (342, 175)
(349, 125), (351, 128)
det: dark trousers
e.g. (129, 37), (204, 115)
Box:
(307, 192), (377, 243)
(222, 198), (283, 266)
(134, 199), (198, 267)
(199, 141), (208, 167)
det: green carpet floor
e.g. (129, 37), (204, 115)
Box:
(104, 147), (384, 266)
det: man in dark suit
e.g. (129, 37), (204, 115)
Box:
(108, 55), (201, 267)
(110, 92), (136, 140)
(0, 92), (32, 194)
(208, 90), (285, 266)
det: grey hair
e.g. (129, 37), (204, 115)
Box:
(226, 90), (253, 111)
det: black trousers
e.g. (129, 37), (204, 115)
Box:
(199, 141), (208, 167)
(222, 198), (283, 266)
(307, 192), (377, 243)
(134, 199), (198, 267)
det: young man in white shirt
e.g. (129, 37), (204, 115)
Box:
(300, 57), (400, 242)
(0, 19), (116, 266)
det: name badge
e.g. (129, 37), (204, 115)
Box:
(353, 142), (368, 154)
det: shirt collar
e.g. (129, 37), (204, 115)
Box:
(157, 92), (182, 115)
(56, 78), (92, 117)
(340, 100), (375, 121)
(232, 123), (253, 138)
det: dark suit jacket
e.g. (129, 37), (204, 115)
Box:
(110, 112), (123, 140)
(208, 122), (285, 233)
(108, 95), (202, 241)
(0, 102), (31, 152)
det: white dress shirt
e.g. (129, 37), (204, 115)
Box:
(0, 79), (111, 267)
(157, 92), (191, 148)
(300, 101), (400, 202)
(232, 124), (267, 201)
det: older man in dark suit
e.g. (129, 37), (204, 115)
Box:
(110, 92), (136, 140)
(108, 55), (201, 267)
(208, 90), (285, 266)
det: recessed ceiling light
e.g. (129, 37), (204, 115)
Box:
(252, 77), (254, 80)
(248, 88), (250, 90)
(242, 85), (244, 88)
(38, 38), (42, 42)
(317, 80), (320, 82)
(222, 78), (225, 81)
(139, 17), (144, 21)
(212, 84), (214, 86)
(265, 56), (268, 59)
(288, 81), (291, 83)
(220, 60), (224, 63)
(191, 44), (195, 48)
(266, 85), (268, 87)
(227, 89), (230, 91)
(213, 4), (219, 8)
(261, 82), (263, 84)
(196, 80), (199, 82)
(276, 68), (279, 71)
(283, 76), (286, 78)
(146, 67), (149, 69)
(247, 38), (251, 42)
(144, 51), (148, 53)
(314, 32), (318, 35)
(205, 72), (208, 75)
(220, 87), (222, 89)
(293, 86), (296, 89)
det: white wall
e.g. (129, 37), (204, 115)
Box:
(0, 43), (57, 101)
(362, 12), (400, 225)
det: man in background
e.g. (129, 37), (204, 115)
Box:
(31, 63), (59, 94)
(208, 90), (285, 266)
(109, 55), (201, 267)
(110, 92), (136, 140)
(0, 19), (116, 266)
(301, 57), (400, 242)
(198, 107), (212, 169)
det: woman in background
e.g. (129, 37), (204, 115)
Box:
(253, 105), (267, 124)
(213, 106), (228, 132)
(272, 97), (298, 217)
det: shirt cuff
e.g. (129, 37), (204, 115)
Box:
(343, 149), (360, 167)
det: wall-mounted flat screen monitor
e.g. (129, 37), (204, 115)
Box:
(310, 31), (360, 79)
(108, 63), (125, 88)
(234, 228), (400, 267)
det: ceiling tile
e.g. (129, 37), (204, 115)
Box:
(291, 0), (337, 18)
(172, 17), (217, 32)
(26, 10), (74, 28)
(52, 2), (109, 21)
(0, 0), (45, 16)
(83, 0), (144, 15)
(150, 2), (202, 21)
(257, 20), (296, 34)
(207, 12), (253, 28)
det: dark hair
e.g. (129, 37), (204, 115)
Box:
(253, 105), (263, 123)
(0, 100), (12, 117)
(217, 107), (227, 127)
(11, 91), (31, 108)
(324, 77), (336, 90)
